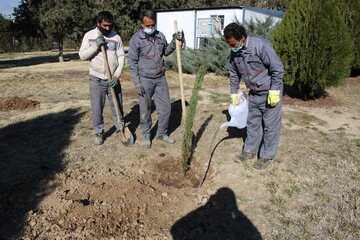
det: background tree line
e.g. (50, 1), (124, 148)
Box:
(0, 0), (359, 98)
(0, 0), (289, 53)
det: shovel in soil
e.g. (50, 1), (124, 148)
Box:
(100, 41), (134, 147)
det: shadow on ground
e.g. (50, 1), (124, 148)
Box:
(0, 53), (79, 69)
(124, 99), (186, 141)
(171, 187), (262, 240)
(223, 110), (247, 142)
(0, 108), (84, 239)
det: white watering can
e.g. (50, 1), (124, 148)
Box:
(221, 92), (248, 129)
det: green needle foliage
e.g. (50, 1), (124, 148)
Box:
(181, 62), (208, 174)
(272, 0), (354, 98)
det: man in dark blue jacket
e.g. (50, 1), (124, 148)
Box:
(128, 10), (183, 148)
(224, 23), (284, 170)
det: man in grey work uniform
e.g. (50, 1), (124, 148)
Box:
(79, 11), (125, 145)
(224, 23), (284, 170)
(128, 10), (184, 148)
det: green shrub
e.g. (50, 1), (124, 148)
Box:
(181, 62), (207, 174)
(166, 16), (277, 76)
(342, 0), (360, 70)
(243, 16), (277, 40)
(272, 0), (354, 98)
(166, 37), (228, 75)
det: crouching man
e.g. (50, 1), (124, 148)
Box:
(224, 23), (284, 170)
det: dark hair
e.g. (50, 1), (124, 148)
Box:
(223, 23), (247, 40)
(140, 10), (156, 23)
(97, 11), (114, 24)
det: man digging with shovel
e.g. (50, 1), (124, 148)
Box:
(79, 11), (125, 145)
(128, 10), (184, 149)
(224, 23), (284, 170)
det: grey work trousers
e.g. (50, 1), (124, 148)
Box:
(89, 75), (123, 134)
(138, 76), (171, 137)
(244, 91), (282, 160)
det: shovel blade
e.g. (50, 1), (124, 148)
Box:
(119, 127), (134, 147)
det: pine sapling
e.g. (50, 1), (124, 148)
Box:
(181, 62), (207, 175)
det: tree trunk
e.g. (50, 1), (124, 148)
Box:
(58, 37), (64, 62)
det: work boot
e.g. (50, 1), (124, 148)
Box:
(234, 152), (256, 163)
(94, 132), (104, 145)
(156, 135), (175, 144)
(141, 134), (151, 149)
(253, 158), (272, 170)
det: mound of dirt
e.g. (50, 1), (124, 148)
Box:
(0, 96), (40, 111)
(156, 157), (205, 189)
(283, 95), (339, 107)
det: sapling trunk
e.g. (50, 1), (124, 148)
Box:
(181, 62), (207, 175)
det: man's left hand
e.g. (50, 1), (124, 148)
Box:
(172, 31), (183, 41)
(267, 90), (281, 107)
(108, 76), (119, 88)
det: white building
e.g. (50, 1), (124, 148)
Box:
(156, 6), (284, 49)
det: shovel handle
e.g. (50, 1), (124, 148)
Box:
(100, 45), (123, 125)
(174, 21), (187, 121)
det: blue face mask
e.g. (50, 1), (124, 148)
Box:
(144, 27), (156, 35)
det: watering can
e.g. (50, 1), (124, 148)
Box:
(221, 92), (248, 129)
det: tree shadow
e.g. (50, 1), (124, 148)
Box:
(171, 187), (262, 240)
(0, 108), (84, 239)
(187, 114), (214, 167)
(198, 111), (247, 187)
(0, 53), (79, 69)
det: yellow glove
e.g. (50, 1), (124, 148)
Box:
(267, 90), (281, 107)
(230, 94), (241, 105)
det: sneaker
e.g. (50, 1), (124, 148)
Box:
(141, 134), (151, 149)
(156, 135), (175, 144)
(95, 133), (104, 145)
(234, 152), (256, 163)
(253, 158), (272, 170)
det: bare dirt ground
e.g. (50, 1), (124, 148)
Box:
(0, 54), (359, 240)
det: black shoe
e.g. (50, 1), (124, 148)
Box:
(253, 158), (272, 170)
(234, 152), (256, 163)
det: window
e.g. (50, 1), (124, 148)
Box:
(210, 15), (225, 35)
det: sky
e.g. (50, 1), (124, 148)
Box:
(0, 0), (21, 18)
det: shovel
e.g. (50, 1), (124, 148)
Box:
(100, 42), (134, 147)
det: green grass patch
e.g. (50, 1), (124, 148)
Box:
(210, 93), (229, 104)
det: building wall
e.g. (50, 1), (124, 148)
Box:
(156, 10), (196, 48)
(157, 8), (282, 49)
(243, 9), (282, 24)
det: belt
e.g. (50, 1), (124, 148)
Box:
(249, 89), (269, 96)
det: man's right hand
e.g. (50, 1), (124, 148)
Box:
(135, 84), (145, 97)
(230, 94), (241, 105)
(96, 35), (106, 48)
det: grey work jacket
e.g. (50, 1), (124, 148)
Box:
(128, 29), (176, 85)
(229, 36), (284, 94)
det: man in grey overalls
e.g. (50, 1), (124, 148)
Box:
(224, 23), (284, 170)
(79, 11), (125, 145)
(128, 10), (184, 148)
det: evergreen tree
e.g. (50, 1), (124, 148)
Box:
(0, 15), (14, 53)
(272, 0), (354, 98)
(342, 0), (360, 70)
